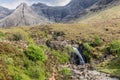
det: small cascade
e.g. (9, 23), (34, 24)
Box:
(72, 47), (85, 65)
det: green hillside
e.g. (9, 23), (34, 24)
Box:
(0, 22), (120, 79)
(78, 4), (120, 23)
(1, 1), (120, 80)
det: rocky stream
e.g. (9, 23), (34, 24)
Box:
(61, 47), (119, 80)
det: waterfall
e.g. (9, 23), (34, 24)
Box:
(72, 47), (85, 65)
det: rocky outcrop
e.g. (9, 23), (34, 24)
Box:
(0, 3), (50, 27)
(60, 64), (119, 80)
(31, 4), (70, 22)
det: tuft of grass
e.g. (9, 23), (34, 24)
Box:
(83, 43), (95, 52)
(60, 68), (71, 76)
(109, 40), (120, 56)
(91, 35), (102, 47)
(52, 50), (69, 64)
(26, 66), (46, 80)
(59, 68), (71, 80)
(13, 74), (22, 80)
(0, 31), (4, 39)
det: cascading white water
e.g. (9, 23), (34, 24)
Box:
(72, 47), (119, 80)
(72, 47), (85, 65)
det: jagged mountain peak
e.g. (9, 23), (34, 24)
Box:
(0, 3), (50, 27)
(19, 2), (27, 6)
(15, 3), (30, 11)
(16, 3), (28, 9)
(32, 3), (48, 8)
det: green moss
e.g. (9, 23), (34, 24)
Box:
(25, 44), (46, 62)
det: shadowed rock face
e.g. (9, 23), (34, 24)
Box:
(32, 0), (99, 22)
(31, 4), (69, 22)
(97, 0), (114, 5)
(0, 3), (50, 27)
(96, 0), (120, 7)
(0, 6), (13, 20)
(86, 0), (120, 13)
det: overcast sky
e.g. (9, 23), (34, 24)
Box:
(0, 0), (71, 9)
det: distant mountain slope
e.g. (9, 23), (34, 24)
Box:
(0, 0), (120, 27)
(76, 0), (120, 23)
(0, 3), (50, 27)
(0, 6), (13, 19)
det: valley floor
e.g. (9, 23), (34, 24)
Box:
(0, 22), (120, 80)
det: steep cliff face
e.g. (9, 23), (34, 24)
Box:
(66, 0), (98, 8)
(0, 6), (13, 19)
(0, 3), (50, 27)
(31, 4), (69, 22)
(32, 0), (99, 22)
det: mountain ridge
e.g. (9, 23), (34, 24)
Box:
(32, 0), (99, 22)
(0, 0), (120, 27)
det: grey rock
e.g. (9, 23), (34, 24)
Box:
(0, 3), (50, 27)
(32, 0), (99, 22)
